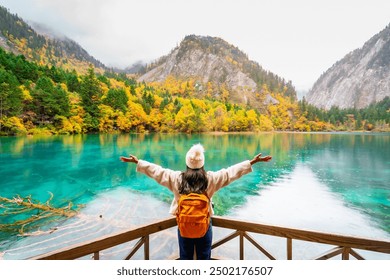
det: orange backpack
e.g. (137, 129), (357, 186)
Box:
(176, 193), (210, 238)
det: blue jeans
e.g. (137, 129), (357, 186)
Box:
(178, 223), (212, 260)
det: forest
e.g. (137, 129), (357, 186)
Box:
(0, 47), (389, 136)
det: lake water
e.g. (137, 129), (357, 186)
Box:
(0, 133), (389, 259)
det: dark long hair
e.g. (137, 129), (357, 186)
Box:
(179, 166), (208, 194)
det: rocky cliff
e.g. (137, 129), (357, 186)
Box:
(306, 24), (390, 109)
(139, 35), (296, 108)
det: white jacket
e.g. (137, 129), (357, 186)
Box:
(136, 160), (253, 215)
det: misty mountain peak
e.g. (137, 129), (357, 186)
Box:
(306, 24), (390, 109)
(139, 34), (296, 107)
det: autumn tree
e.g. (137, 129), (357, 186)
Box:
(258, 114), (274, 131)
(29, 76), (70, 124)
(175, 104), (197, 133)
(80, 67), (102, 130)
(0, 68), (23, 118)
(204, 104), (229, 131)
(104, 88), (128, 112)
(66, 69), (80, 92)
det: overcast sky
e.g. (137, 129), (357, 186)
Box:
(0, 0), (389, 91)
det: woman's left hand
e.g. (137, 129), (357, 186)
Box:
(250, 153), (272, 165)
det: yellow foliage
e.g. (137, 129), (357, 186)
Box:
(175, 104), (196, 133)
(3, 57), (336, 134)
(206, 82), (214, 98)
(19, 85), (32, 102)
(100, 81), (109, 96)
(134, 83), (145, 98)
(268, 94), (296, 130)
(59, 83), (68, 92)
(109, 78), (126, 89)
(2, 117), (27, 135)
(160, 107), (176, 132)
(153, 94), (163, 108)
(68, 92), (81, 105)
(309, 120), (329, 132)
(57, 116), (74, 134)
(98, 104), (117, 132)
(163, 75), (182, 94)
(261, 84), (270, 94)
(294, 116), (310, 132)
(220, 84), (229, 102)
(153, 76), (197, 97)
(127, 100), (148, 130)
(148, 108), (164, 131)
(246, 109), (259, 131)
(191, 99), (207, 112)
(229, 110), (249, 131)
(69, 115), (83, 134)
(259, 115), (274, 131)
(28, 127), (53, 136)
(116, 112), (132, 132)
(203, 104), (229, 132)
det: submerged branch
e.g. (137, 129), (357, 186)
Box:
(0, 193), (81, 236)
(0, 195), (77, 217)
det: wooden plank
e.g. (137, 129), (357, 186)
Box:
(349, 249), (365, 260)
(211, 231), (240, 250)
(31, 217), (177, 260)
(315, 246), (343, 260)
(243, 232), (276, 260)
(212, 216), (390, 254)
(124, 237), (145, 260)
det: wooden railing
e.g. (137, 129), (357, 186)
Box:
(30, 216), (390, 260)
(211, 216), (390, 260)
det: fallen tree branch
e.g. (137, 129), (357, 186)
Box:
(0, 193), (81, 236)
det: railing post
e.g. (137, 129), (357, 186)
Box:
(239, 231), (244, 260)
(144, 235), (150, 260)
(93, 252), (99, 260)
(287, 238), (292, 260)
(342, 247), (350, 260)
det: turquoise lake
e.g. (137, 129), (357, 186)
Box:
(0, 132), (389, 259)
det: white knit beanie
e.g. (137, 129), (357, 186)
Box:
(185, 144), (205, 169)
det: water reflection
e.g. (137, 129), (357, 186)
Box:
(228, 163), (389, 259)
(305, 134), (390, 232)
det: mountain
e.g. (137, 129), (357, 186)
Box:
(0, 6), (107, 73)
(0, 6), (296, 109)
(123, 61), (146, 74)
(138, 35), (296, 108)
(306, 24), (390, 109)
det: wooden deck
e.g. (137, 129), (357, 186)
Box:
(30, 216), (390, 260)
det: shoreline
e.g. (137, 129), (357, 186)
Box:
(1, 130), (390, 138)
